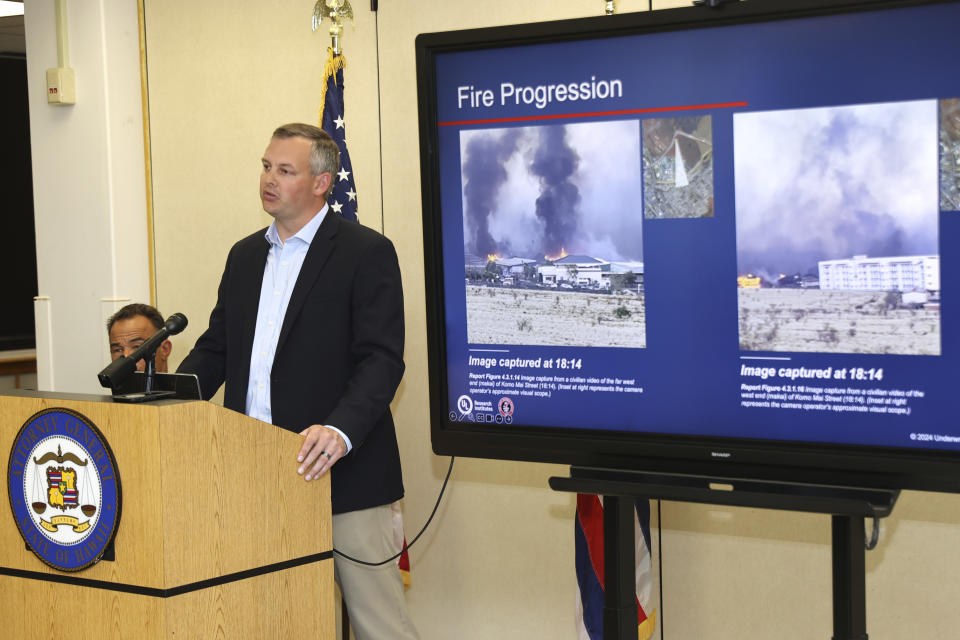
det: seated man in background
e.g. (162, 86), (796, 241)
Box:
(106, 303), (172, 372)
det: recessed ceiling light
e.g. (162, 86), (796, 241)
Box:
(0, 1), (24, 19)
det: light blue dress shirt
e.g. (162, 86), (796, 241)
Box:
(244, 205), (352, 452)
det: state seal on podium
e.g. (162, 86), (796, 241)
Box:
(7, 408), (122, 572)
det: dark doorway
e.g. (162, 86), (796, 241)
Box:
(0, 54), (38, 350)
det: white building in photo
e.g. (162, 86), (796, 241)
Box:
(493, 257), (538, 275)
(536, 255), (644, 290)
(537, 254), (607, 287)
(818, 254), (940, 293)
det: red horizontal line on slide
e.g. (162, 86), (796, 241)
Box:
(438, 101), (749, 127)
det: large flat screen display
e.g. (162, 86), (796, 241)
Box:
(416, 0), (960, 491)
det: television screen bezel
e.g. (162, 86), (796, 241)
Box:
(415, 0), (960, 494)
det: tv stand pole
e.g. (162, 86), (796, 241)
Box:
(550, 467), (897, 640)
(603, 495), (638, 640)
(832, 515), (868, 640)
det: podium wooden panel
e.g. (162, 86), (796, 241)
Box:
(1, 391), (334, 639)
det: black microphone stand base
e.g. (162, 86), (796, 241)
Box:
(110, 390), (178, 404)
(110, 357), (177, 403)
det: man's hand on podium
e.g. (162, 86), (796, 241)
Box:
(297, 425), (347, 481)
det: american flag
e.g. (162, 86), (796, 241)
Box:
(319, 50), (412, 585)
(319, 51), (359, 223)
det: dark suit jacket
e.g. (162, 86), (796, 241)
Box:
(178, 211), (405, 514)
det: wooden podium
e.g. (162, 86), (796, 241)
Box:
(0, 390), (334, 639)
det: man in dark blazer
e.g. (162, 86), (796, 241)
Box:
(178, 123), (419, 640)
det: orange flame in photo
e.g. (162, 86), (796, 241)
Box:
(544, 247), (568, 261)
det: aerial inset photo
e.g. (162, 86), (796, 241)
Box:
(941, 98), (960, 211)
(642, 116), (714, 219)
(735, 100), (941, 355)
(460, 121), (646, 348)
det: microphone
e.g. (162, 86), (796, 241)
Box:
(97, 313), (188, 389)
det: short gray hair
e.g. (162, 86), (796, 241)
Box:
(271, 123), (340, 179)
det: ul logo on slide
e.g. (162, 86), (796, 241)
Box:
(457, 395), (473, 416)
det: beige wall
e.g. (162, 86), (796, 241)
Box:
(140, 1), (960, 639)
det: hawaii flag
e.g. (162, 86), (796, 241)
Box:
(575, 494), (657, 640)
(392, 501), (412, 587)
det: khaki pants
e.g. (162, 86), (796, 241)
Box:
(333, 504), (420, 640)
